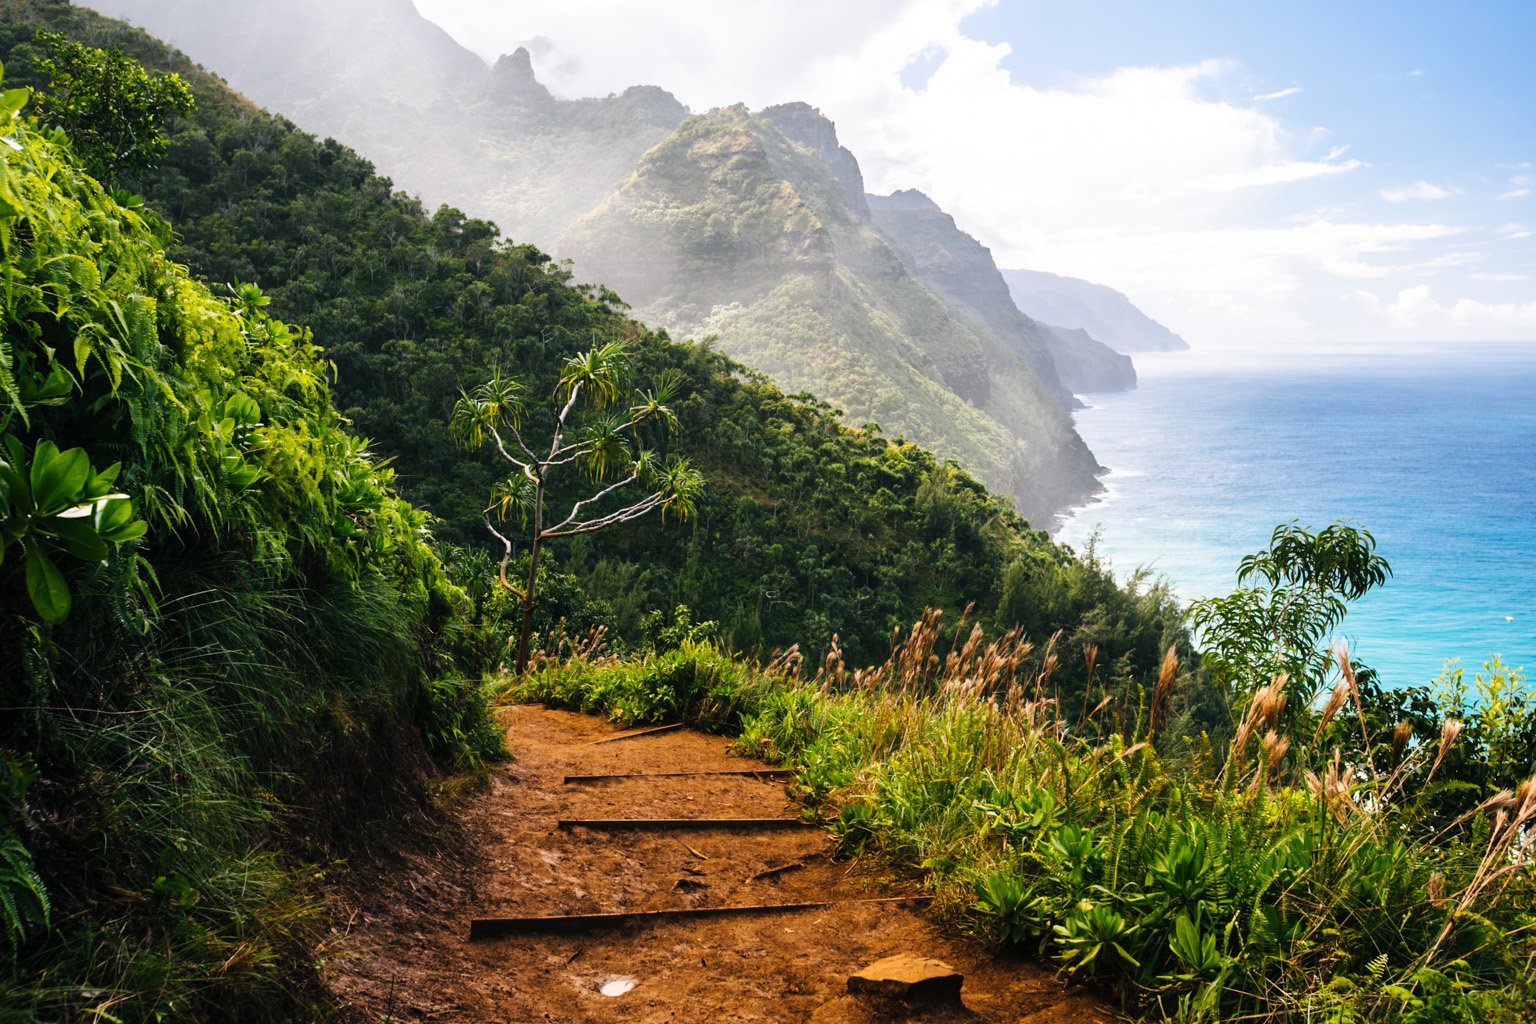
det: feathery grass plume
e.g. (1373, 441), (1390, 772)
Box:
(1312, 677), (1351, 744)
(1075, 642), (1100, 730)
(1262, 729), (1291, 780)
(1390, 720), (1413, 766)
(1146, 644), (1178, 742)
(1231, 673), (1288, 774)
(818, 633), (847, 693)
(1304, 754), (1361, 824)
(1334, 642), (1372, 754)
(1428, 718), (1463, 780)
(766, 643), (803, 681)
(1426, 769), (1536, 964)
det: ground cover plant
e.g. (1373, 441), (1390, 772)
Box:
(515, 604), (1536, 1023)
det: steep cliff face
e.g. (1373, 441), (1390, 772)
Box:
(1041, 325), (1137, 393)
(1001, 268), (1189, 353)
(564, 107), (1102, 524)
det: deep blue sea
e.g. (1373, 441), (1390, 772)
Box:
(1055, 343), (1536, 689)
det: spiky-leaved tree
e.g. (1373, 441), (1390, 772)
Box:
(452, 341), (703, 672)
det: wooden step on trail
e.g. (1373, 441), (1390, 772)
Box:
(587, 723), (682, 745)
(468, 895), (932, 939)
(562, 768), (796, 784)
(556, 817), (818, 831)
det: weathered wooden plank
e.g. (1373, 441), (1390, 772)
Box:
(556, 817), (817, 831)
(468, 896), (931, 939)
(562, 768), (796, 784)
(587, 723), (683, 745)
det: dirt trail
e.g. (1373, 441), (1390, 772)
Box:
(324, 706), (1115, 1023)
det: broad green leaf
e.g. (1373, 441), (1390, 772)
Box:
(31, 443), (89, 514)
(24, 543), (70, 623)
(48, 517), (108, 562)
(0, 87), (28, 119)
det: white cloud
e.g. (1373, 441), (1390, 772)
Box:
(1379, 181), (1459, 202)
(1498, 176), (1532, 200)
(1253, 86), (1303, 102)
(1499, 222), (1533, 239)
(1375, 285), (1536, 338)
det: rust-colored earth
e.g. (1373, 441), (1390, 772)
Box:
(322, 706), (1116, 1023)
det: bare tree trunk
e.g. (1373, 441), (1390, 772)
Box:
(514, 531), (540, 674)
(515, 477), (546, 675)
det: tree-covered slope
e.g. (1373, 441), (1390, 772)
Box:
(866, 187), (1135, 396)
(563, 103), (1102, 523)
(89, 0), (687, 250)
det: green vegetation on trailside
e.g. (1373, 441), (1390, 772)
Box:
(514, 600), (1536, 1024)
(0, 41), (500, 1022)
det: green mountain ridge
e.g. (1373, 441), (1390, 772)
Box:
(75, 0), (1137, 523)
(563, 103), (1103, 523)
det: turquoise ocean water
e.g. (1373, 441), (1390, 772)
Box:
(1055, 343), (1536, 689)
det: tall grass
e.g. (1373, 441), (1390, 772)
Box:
(513, 610), (1536, 1023)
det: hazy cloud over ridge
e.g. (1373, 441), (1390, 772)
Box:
(414, 0), (1536, 345)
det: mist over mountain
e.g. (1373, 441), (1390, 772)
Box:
(1001, 268), (1189, 353)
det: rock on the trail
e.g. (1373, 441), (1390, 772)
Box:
(847, 954), (963, 1002)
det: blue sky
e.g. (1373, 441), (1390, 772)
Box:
(968, 1), (1532, 190)
(414, 0), (1535, 346)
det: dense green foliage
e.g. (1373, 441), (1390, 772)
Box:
(517, 628), (1536, 1024)
(0, 58), (497, 1021)
(1191, 522), (1392, 721)
(29, 28), (192, 179)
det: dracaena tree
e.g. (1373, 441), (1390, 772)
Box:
(452, 340), (703, 673)
(1189, 521), (1391, 728)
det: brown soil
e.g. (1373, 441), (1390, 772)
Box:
(322, 706), (1117, 1023)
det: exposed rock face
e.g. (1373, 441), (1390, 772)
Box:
(1042, 325), (1137, 394)
(487, 47), (551, 104)
(1001, 268), (1189, 353)
(759, 102), (870, 219)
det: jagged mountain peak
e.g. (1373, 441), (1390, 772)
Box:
(489, 46), (552, 103)
(759, 102), (869, 219)
(873, 188), (943, 212)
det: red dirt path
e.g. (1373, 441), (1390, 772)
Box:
(321, 705), (1117, 1023)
